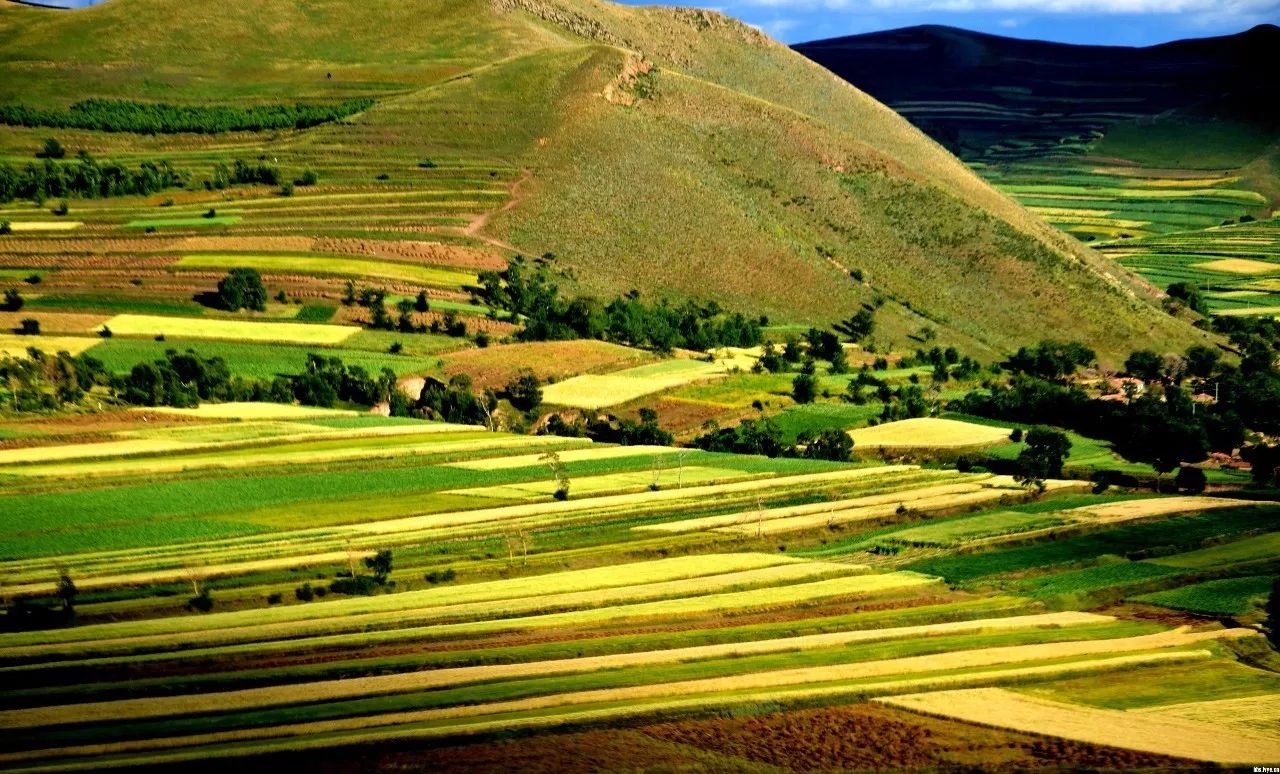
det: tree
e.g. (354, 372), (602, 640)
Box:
(216, 268), (267, 312)
(505, 370), (543, 413)
(364, 549), (393, 585)
(414, 290), (430, 313)
(835, 309), (875, 342)
(1124, 350), (1165, 382)
(791, 371), (818, 404)
(829, 346), (849, 375)
(1, 288), (21, 311)
(542, 449), (570, 500)
(1005, 341), (1095, 381)
(1016, 426), (1071, 483)
(798, 428), (853, 462)
(18, 318), (39, 335)
(1185, 345), (1221, 379)
(55, 572), (77, 615)
(1174, 466), (1207, 494)
(1166, 282), (1209, 316)
(0, 221), (10, 235)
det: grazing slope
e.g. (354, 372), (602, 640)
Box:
(795, 24), (1279, 311)
(0, 0), (1199, 359)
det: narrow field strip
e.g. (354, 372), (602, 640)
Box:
(635, 472), (972, 533)
(1068, 496), (1265, 523)
(879, 686), (1280, 764)
(0, 335), (100, 358)
(0, 555), (801, 649)
(6, 434), (568, 479)
(0, 562), (866, 661)
(0, 638), (1231, 769)
(0, 612), (1113, 730)
(96, 315), (359, 345)
(446, 444), (682, 470)
(2, 573), (942, 671)
(1133, 693), (1280, 737)
(0, 438), (197, 466)
(174, 254), (477, 289)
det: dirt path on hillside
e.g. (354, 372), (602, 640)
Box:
(463, 168), (532, 252)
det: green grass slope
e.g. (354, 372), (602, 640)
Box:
(0, 0), (1202, 359)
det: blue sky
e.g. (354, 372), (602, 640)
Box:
(619, 0), (1279, 46)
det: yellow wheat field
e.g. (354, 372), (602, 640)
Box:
(879, 687), (1280, 764)
(0, 437), (196, 466)
(5, 220), (83, 231)
(0, 611), (1114, 730)
(96, 314), (359, 345)
(0, 334), (100, 358)
(1069, 496), (1264, 523)
(1134, 693), (1280, 738)
(849, 418), (1013, 449)
(1193, 258), (1280, 275)
(141, 402), (360, 420)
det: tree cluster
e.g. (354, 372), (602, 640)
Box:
(0, 98), (374, 134)
(476, 256), (763, 352)
(0, 153), (185, 203)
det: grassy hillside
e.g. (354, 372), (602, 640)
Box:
(794, 24), (1279, 318)
(0, 0), (1201, 360)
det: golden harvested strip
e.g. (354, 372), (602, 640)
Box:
(4, 221), (82, 231)
(878, 687), (1280, 764)
(447, 444), (681, 470)
(0, 438), (197, 466)
(641, 476), (980, 533)
(0, 635), (1231, 767)
(1192, 258), (1279, 275)
(849, 417), (1013, 449)
(95, 314), (359, 345)
(1, 549), (375, 600)
(0, 562), (864, 660)
(0, 554), (801, 647)
(1133, 693), (1280, 737)
(0, 612), (1114, 730)
(141, 403), (360, 420)
(731, 488), (1021, 536)
(1068, 496), (1264, 523)
(447, 466), (756, 500)
(9, 434), (566, 478)
(0, 334), (100, 358)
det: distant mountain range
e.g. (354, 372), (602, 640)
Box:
(794, 23), (1280, 161)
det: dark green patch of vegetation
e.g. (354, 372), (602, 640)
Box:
(0, 98), (374, 134)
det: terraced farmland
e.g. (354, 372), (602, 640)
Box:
(0, 405), (1276, 769)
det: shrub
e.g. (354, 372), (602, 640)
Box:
(295, 583), (315, 602)
(17, 318), (39, 335)
(297, 169), (319, 186)
(0, 221), (10, 235)
(280, 181), (295, 197)
(424, 568), (457, 585)
(23, 274), (40, 285)
(187, 589), (214, 612)
(38, 137), (65, 159)
(98, 325), (113, 338)
(266, 593), (283, 605)
(52, 199), (69, 216)
(1174, 466), (1207, 494)
(2, 288), (22, 312)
